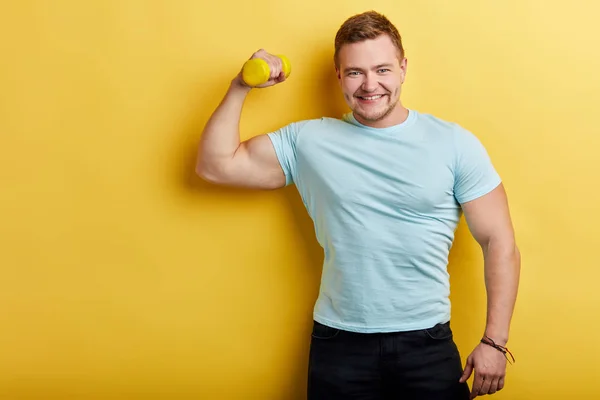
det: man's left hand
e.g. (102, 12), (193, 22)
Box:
(459, 342), (507, 398)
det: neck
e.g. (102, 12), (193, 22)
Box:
(354, 103), (409, 128)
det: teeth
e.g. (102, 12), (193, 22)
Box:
(361, 95), (382, 100)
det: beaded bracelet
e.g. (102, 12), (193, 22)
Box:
(481, 335), (515, 364)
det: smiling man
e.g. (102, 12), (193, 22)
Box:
(336, 22), (406, 127)
(196, 10), (520, 400)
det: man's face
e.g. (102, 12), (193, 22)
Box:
(336, 34), (407, 127)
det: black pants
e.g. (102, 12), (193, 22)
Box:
(308, 320), (470, 400)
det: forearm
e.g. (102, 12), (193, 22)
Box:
(482, 240), (521, 345)
(196, 77), (251, 178)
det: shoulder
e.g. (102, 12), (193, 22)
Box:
(301, 116), (348, 129)
(276, 116), (333, 133)
(414, 111), (466, 136)
(266, 117), (334, 151)
(279, 116), (349, 137)
(414, 110), (485, 148)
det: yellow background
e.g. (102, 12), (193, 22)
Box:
(1, 1), (599, 399)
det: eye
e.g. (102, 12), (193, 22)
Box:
(377, 68), (391, 73)
(347, 71), (361, 76)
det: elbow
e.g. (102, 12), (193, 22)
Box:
(484, 236), (520, 262)
(500, 242), (522, 272)
(506, 241), (520, 265)
(195, 145), (221, 183)
(195, 161), (209, 180)
(195, 159), (229, 185)
(195, 163), (219, 184)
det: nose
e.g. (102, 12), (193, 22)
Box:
(361, 72), (378, 92)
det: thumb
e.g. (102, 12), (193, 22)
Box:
(459, 357), (474, 383)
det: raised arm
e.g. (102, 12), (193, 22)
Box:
(459, 183), (521, 398)
(196, 50), (288, 190)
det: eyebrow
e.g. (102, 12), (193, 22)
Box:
(343, 63), (394, 72)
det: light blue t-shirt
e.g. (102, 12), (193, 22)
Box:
(267, 109), (501, 333)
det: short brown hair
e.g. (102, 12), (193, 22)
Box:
(334, 11), (404, 67)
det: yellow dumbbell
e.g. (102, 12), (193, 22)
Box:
(242, 55), (291, 87)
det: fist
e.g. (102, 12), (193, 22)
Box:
(238, 49), (287, 88)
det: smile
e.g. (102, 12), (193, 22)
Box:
(357, 94), (385, 100)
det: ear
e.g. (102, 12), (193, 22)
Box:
(399, 57), (408, 84)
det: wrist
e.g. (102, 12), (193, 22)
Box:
(483, 336), (508, 346)
(484, 327), (508, 346)
(480, 335), (515, 364)
(230, 74), (252, 94)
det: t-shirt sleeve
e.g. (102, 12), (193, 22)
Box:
(453, 127), (502, 204)
(266, 121), (307, 186)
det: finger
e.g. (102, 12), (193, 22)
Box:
(479, 375), (492, 396)
(498, 377), (505, 390)
(470, 373), (484, 399)
(251, 48), (266, 60)
(488, 378), (499, 394)
(266, 55), (282, 80)
(276, 71), (286, 82)
(459, 358), (474, 383)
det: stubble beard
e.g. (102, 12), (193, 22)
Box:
(353, 96), (399, 123)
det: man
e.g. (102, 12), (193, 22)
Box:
(197, 10), (520, 400)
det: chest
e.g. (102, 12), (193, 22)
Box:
(295, 132), (457, 215)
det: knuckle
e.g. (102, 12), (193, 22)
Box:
(253, 49), (266, 58)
